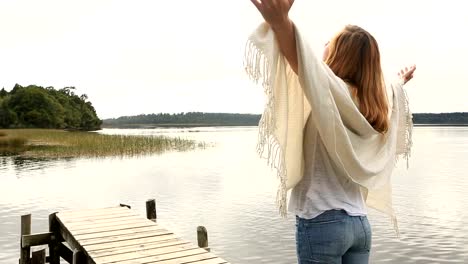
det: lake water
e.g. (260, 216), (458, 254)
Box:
(1, 126), (467, 263)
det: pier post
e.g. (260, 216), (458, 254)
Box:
(20, 214), (31, 264)
(72, 250), (86, 264)
(146, 199), (157, 222)
(48, 213), (60, 264)
(31, 248), (46, 264)
(197, 226), (210, 252)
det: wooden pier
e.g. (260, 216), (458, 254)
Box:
(20, 199), (230, 264)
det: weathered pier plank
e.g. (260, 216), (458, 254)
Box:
(20, 199), (229, 264)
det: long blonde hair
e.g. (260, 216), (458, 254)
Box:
(325, 25), (389, 133)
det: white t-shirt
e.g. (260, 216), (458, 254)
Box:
(288, 113), (368, 219)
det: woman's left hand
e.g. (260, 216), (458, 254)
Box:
(250, 0), (295, 29)
(398, 65), (416, 85)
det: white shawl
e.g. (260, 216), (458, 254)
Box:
(245, 23), (412, 234)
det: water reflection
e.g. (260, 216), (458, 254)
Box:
(0, 156), (76, 180)
(0, 127), (467, 263)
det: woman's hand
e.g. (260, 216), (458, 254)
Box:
(250, 0), (295, 29)
(398, 65), (416, 85)
(250, 0), (298, 74)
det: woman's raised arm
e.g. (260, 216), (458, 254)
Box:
(250, 0), (298, 74)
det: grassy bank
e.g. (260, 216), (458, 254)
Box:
(0, 129), (199, 158)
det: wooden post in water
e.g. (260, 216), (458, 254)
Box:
(20, 214), (31, 264)
(146, 199), (157, 222)
(197, 226), (210, 252)
(31, 248), (46, 264)
(48, 213), (60, 264)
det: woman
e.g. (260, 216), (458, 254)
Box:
(248, 0), (416, 263)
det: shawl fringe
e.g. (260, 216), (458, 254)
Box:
(392, 82), (412, 238)
(402, 87), (413, 169)
(244, 39), (288, 217)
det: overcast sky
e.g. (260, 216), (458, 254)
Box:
(1, 0), (466, 119)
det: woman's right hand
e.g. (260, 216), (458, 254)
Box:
(250, 0), (298, 74)
(250, 0), (295, 29)
(398, 65), (416, 84)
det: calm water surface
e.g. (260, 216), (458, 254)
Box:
(1, 127), (467, 263)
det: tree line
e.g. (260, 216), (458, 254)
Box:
(412, 112), (468, 125)
(103, 112), (261, 126)
(1, 84), (465, 130)
(0, 84), (102, 130)
(103, 112), (468, 127)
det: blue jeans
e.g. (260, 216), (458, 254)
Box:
(296, 210), (372, 264)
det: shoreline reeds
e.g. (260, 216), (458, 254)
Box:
(0, 131), (28, 155)
(0, 129), (200, 158)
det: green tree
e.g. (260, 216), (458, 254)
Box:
(0, 97), (17, 128)
(9, 86), (64, 128)
(0, 88), (7, 98)
(0, 84), (101, 130)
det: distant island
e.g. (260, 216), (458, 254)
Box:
(103, 112), (468, 128)
(0, 84), (101, 131)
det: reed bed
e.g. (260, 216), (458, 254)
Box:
(0, 129), (199, 158)
(0, 131), (28, 155)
